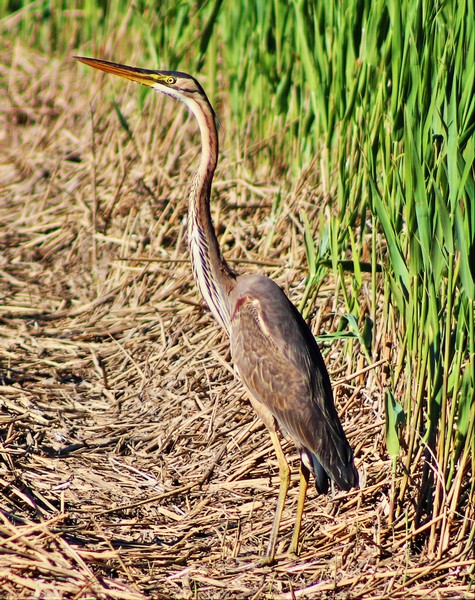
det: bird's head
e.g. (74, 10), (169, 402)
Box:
(75, 57), (214, 118)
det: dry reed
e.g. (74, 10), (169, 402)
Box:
(0, 46), (473, 599)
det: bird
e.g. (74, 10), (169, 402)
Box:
(75, 56), (359, 563)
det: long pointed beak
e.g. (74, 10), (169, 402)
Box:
(75, 56), (160, 88)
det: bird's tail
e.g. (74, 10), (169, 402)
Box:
(302, 449), (359, 494)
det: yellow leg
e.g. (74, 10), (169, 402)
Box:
(262, 429), (290, 564)
(288, 461), (309, 556)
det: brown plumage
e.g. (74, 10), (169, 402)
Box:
(76, 56), (358, 563)
(230, 274), (357, 494)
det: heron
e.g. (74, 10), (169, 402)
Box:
(76, 56), (359, 563)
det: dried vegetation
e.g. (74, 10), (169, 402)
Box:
(0, 47), (473, 598)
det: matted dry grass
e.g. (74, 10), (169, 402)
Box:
(0, 45), (473, 598)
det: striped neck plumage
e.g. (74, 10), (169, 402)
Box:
(183, 95), (235, 335)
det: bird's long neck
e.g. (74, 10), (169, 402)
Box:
(186, 98), (236, 335)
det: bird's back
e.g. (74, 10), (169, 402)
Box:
(229, 273), (358, 493)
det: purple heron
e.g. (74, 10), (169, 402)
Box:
(76, 57), (359, 563)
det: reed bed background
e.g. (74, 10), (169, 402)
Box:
(0, 0), (473, 597)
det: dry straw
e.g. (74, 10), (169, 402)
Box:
(0, 35), (473, 600)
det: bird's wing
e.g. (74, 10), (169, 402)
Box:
(230, 277), (355, 489)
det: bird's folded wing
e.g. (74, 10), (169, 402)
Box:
(230, 289), (352, 476)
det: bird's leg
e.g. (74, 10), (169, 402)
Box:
(262, 429), (290, 565)
(288, 461), (310, 556)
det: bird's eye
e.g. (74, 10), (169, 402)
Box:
(166, 76), (176, 84)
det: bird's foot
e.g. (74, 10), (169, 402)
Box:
(259, 553), (277, 567)
(287, 541), (299, 558)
